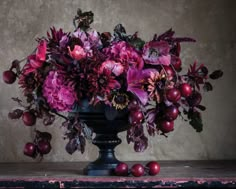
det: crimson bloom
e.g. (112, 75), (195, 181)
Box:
(88, 68), (121, 104)
(23, 40), (47, 75)
(68, 45), (86, 60)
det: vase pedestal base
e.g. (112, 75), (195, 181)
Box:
(83, 133), (122, 176)
(84, 161), (120, 176)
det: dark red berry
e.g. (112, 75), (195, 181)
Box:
(37, 140), (51, 155)
(180, 83), (192, 97)
(171, 56), (182, 71)
(146, 161), (160, 176)
(24, 142), (37, 158)
(159, 120), (174, 133)
(3, 70), (16, 84)
(163, 66), (175, 80)
(131, 164), (145, 177)
(128, 100), (139, 111)
(115, 162), (129, 176)
(187, 91), (202, 107)
(166, 88), (181, 103)
(165, 105), (179, 121)
(129, 110), (144, 125)
(22, 112), (36, 126)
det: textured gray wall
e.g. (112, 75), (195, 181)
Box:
(0, 0), (236, 162)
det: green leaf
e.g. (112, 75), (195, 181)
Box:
(188, 110), (203, 132)
(129, 37), (145, 50)
(113, 24), (128, 40)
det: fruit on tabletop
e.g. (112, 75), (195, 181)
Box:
(115, 162), (129, 176)
(131, 164), (145, 177)
(146, 161), (160, 176)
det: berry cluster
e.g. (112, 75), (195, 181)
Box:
(114, 161), (160, 177)
(23, 130), (52, 158)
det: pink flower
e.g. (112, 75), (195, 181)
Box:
(100, 60), (124, 76)
(73, 28), (102, 57)
(142, 41), (171, 66)
(36, 40), (47, 62)
(68, 45), (86, 60)
(43, 71), (77, 112)
(23, 40), (47, 75)
(104, 41), (144, 71)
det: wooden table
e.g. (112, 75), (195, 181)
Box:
(0, 161), (235, 188)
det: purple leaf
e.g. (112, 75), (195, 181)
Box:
(134, 136), (148, 152)
(8, 109), (23, 119)
(209, 70), (223, 80)
(65, 139), (77, 155)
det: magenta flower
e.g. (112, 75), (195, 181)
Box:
(127, 68), (150, 105)
(68, 45), (86, 61)
(43, 71), (77, 112)
(142, 41), (171, 66)
(104, 41), (144, 70)
(100, 60), (124, 76)
(23, 40), (47, 75)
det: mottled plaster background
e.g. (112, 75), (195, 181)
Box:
(0, 0), (236, 162)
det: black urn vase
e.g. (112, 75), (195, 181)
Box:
(78, 100), (130, 176)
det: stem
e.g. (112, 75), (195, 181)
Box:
(169, 63), (180, 82)
(19, 48), (37, 63)
(50, 110), (68, 121)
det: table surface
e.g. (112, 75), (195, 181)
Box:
(0, 161), (236, 188)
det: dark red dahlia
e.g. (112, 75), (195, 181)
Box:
(88, 68), (120, 104)
(18, 72), (43, 95)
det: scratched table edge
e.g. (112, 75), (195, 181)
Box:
(0, 177), (236, 182)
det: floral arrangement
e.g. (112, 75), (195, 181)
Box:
(3, 9), (223, 158)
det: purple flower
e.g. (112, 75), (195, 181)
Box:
(73, 28), (102, 57)
(127, 68), (151, 105)
(43, 71), (77, 112)
(142, 41), (171, 66)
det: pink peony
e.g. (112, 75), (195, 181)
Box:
(43, 71), (77, 111)
(104, 41), (144, 70)
(142, 41), (171, 66)
(100, 60), (124, 76)
(68, 45), (86, 61)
